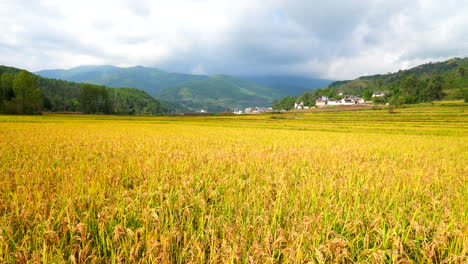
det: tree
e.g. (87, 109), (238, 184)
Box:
(458, 66), (465, 78)
(0, 73), (15, 102)
(398, 75), (422, 103)
(12, 71), (43, 114)
(296, 92), (315, 106)
(272, 96), (296, 110)
(422, 76), (444, 101)
(388, 95), (405, 113)
(363, 89), (373, 101)
(0, 73), (4, 105)
(80, 84), (113, 114)
(399, 75), (419, 96)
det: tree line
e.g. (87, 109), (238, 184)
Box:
(0, 67), (167, 115)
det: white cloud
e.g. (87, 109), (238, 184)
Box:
(0, 0), (467, 79)
(191, 64), (206, 75)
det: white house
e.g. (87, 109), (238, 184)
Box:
(315, 99), (327, 107)
(244, 107), (270, 114)
(341, 96), (365, 105)
(294, 102), (304, 110)
(316, 95), (365, 107)
(372, 91), (389, 97)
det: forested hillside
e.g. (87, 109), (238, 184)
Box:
(36, 65), (208, 96)
(0, 65), (166, 115)
(36, 65), (121, 83)
(241, 76), (333, 96)
(36, 66), (312, 112)
(274, 57), (468, 110)
(326, 57), (468, 102)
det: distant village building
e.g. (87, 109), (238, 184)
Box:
(342, 96), (365, 104)
(243, 107), (271, 114)
(315, 95), (365, 107)
(316, 99), (327, 107)
(293, 102), (311, 110)
(372, 91), (389, 97)
(294, 102), (304, 110)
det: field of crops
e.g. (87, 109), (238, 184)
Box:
(0, 102), (467, 263)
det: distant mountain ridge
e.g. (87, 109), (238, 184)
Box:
(36, 65), (207, 96)
(157, 75), (283, 112)
(36, 65), (333, 112)
(241, 76), (333, 96)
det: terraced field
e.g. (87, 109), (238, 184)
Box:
(0, 102), (466, 263)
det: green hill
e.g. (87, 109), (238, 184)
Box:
(241, 76), (333, 96)
(1, 65), (167, 115)
(272, 57), (468, 110)
(36, 66), (208, 96)
(36, 65), (121, 82)
(157, 75), (282, 112)
(327, 57), (468, 98)
(36, 66), (300, 112)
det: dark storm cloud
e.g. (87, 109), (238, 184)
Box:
(0, 0), (467, 79)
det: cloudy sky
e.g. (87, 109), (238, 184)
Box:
(1, 0), (467, 80)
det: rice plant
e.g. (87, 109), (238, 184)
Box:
(0, 102), (466, 263)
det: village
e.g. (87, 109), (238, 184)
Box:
(194, 91), (389, 115)
(231, 91), (389, 114)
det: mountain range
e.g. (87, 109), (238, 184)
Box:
(36, 66), (332, 111)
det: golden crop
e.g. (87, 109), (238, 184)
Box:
(0, 102), (467, 263)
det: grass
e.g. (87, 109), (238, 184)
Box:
(0, 102), (467, 263)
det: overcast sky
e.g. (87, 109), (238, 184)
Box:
(1, 0), (467, 80)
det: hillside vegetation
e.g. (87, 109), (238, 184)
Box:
(37, 66), (317, 112)
(0, 65), (166, 115)
(241, 76), (333, 96)
(157, 75), (282, 112)
(276, 57), (468, 110)
(327, 57), (468, 102)
(0, 102), (466, 262)
(36, 65), (121, 83)
(36, 65), (208, 96)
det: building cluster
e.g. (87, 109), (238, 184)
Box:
(372, 91), (389, 97)
(314, 96), (365, 107)
(233, 107), (272, 114)
(294, 102), (311, 110)
(235, 90), (390, 113)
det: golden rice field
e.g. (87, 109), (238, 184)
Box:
(0, 102), (467, 263)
